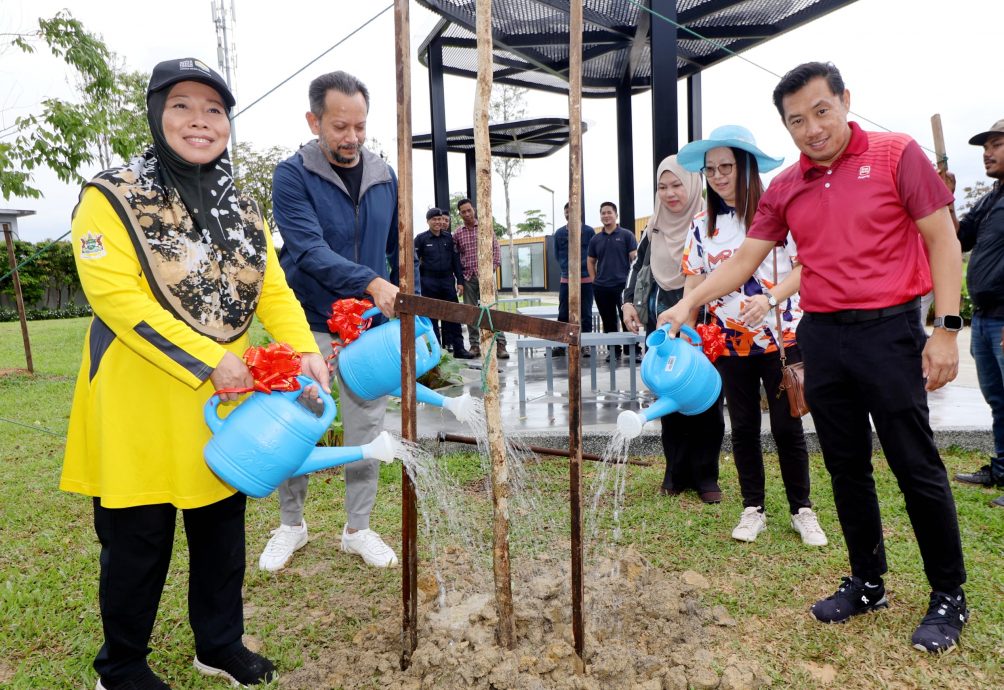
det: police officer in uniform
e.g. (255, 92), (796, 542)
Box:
(415, 208), (473, 358)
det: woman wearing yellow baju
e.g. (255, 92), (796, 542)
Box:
(61, 58), (330, 690)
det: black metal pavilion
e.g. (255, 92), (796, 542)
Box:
(416, 0), (858, 230)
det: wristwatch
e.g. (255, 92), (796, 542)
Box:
(764, 292), (778, 309)
(932, 315), (963, 331)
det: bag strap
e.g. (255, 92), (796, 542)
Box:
(772, 247), (787, 368)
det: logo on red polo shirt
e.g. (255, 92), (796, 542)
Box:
(857, 165), (871, 180)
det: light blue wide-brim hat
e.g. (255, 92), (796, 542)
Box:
(677, 124), (784, 174)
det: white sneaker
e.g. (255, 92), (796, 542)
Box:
(791, 507), (828, 546)
(341, 526), (399, 567)
(258, 521), (308, 571)
(731, 506), (767, 542)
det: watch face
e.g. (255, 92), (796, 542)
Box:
(940, 315), (964, 330)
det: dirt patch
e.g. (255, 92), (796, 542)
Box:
(279, 547), (770, 689)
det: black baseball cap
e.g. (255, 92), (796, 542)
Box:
(147, 58), (236, 110)
(426, 207), (444, 220)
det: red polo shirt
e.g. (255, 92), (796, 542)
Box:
(747, 122), (952, 312)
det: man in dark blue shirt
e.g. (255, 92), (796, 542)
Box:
(553, 202), (594, 357)
(949, 119), (1004, 507)
(415, 208), (473, 358)
(587, 201), (637, 359)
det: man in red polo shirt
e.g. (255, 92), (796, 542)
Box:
(657, 62), (967, 653)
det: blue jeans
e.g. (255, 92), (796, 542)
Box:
(970, 312), (1004, 474)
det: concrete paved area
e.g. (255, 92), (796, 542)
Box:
(385, 314), (994, 457)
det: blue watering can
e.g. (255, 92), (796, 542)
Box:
(617, 324), (722, 439)
(337, 306), (477, 423)
(203, 375), (396, 498)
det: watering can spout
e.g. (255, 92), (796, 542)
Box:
(394, 385), (477, 426)
(293, 431), (397, 477)
(640, 396), (681, 422)
(442, 392), (477, 424)
(616, 395), (682, 439)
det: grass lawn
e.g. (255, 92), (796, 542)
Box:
(1, 317), (1001, 688)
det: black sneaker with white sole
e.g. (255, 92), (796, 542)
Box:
(810, 576), (888, 623)
(194, 645), (276, 686)
(96, 666), (170, 690)
(911, 589), (968, 653)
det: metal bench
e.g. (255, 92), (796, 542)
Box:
(515, 331), (645, 404)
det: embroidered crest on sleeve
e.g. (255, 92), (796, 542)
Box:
(79, 232), (107, 260)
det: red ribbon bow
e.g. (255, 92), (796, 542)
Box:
(243, 342), (302, 393)
(696, 322), (727, 363)
(215, 342), (302, 396)
(326, 298), (375, 348)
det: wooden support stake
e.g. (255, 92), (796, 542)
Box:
(2, 222), (33, 374)
(393, 0), (419, 670)
(931, 114), (948, 173)
(396, 293), (579, 344)
(567, 0), (586, 664)
(474, 0), (515, 650)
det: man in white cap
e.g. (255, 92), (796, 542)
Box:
(946, 118), (1004, 508)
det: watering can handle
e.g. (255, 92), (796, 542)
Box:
(659, 322), (702, 346)
(361, 306), (383, 321)
(204, 394), (226, 434)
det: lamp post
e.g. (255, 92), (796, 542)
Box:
(539, 183), (555, 234)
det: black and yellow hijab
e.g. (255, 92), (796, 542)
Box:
(82, 58), (266, 343)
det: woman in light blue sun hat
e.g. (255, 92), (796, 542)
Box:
(673, 125), (828, 549)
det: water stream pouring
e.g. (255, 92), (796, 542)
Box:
(337, 306), (478, 424)
(617, 324), (722, 439)
(203, 375), (396, 498)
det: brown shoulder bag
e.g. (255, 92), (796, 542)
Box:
(773, 249), (810, 418)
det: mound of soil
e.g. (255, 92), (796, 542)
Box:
(280, 547), (770, 689)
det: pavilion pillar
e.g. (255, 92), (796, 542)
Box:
(687, 73), (703, 143)
(615, 76), (635, 233)
(465, 151), (477, 206)
(650, 0), (679, 182)
(428, 36), (450, 211)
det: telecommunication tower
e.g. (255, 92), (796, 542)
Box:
(211, 0), (239, 157)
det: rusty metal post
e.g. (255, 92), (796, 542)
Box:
(567, 0), (585, 663)
(2, 222), (33, 374)
(394, 0), (419, 670)
(475, 0), (515, 650)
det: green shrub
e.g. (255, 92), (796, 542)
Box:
(0, 305), (92, 322)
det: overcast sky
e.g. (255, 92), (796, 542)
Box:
(1, 0), (999, 242)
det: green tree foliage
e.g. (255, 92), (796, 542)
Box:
(83, 61), (150, 170)
(232, 142), (291, 229)
(1, 240), (49, 304)
(1, 239), (81, 310)
(2, 14), (148, 199)
(516, 209), (547, 237)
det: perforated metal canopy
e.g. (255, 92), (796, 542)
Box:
(417, 0), (858, 98)
(412, 117), (586, 159)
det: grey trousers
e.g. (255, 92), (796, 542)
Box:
(463, 275), (508, 350)
(276, 331), (387, 530)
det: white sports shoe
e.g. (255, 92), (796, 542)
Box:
(791, 507), (828, 546)
(258, 521), (308, 571)
(731, 506), (767, 542)
(341, 526), (399, 567)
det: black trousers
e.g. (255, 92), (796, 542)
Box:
(715, 347), (811, 514)
(593, 283), (625, 355)
(557, 281), (595, 333)
(798, 310), (966, 592)
(660, 394), (725, 493)
(421, 279), (464, 350)
(92, 492), (247, 681)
